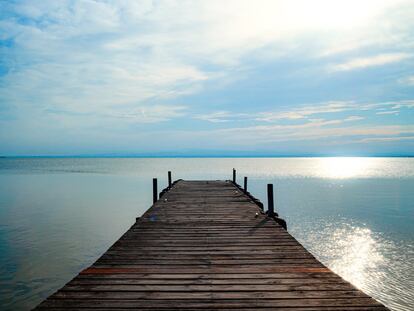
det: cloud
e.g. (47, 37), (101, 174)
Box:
(1, 1), (414, 154)
(344, 116), (365, 121)
(357, 136), (414, 143)
(331, 53), (412, 72)
(104, 105), (187, 123)
(194, 111), (233, 123)
(376, 111), (399, 115)
(255, 101), (411, 123)
(1, 2), (413, 107)
(201, 123), (414, 146)
(179, 99), (412, 149)
(399, 76), (414, 85)
(194, 111), (256, 123)
(192, 100), (411, 130)
(256, 101), (352, 122)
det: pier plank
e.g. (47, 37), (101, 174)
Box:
(34, 180), (389, 310)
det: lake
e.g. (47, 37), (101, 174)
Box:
(0, 157), (413, 310)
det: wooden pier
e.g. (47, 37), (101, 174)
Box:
(34, 177), (389, 310)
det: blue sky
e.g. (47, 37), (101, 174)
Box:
(0, 0), (414, 156)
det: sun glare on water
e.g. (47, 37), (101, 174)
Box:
(319, 157), (378, 179)
(323, 225), (386, 290)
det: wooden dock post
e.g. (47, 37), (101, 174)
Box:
(152, 178), (158, 204)
(168, 171), (172, 188)
(232, 168), (236, 183)
(267, 183), (274, 217)
(243, 176), (248, 193)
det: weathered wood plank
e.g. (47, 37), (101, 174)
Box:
(69, 277), (348, 285)
(61, 283), (359, 291)
(37, 298), (387, 309)
(33, 180), (389, 310)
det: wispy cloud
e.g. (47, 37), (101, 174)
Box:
(399, 76), (414, 85)
(253, 101), (410, 123)
(1, 1), (414, 154)
(344, 116), (365, 121)
(256, 101), (352, 122)
(195, 111), (237, 123)
(376, 111), (399, 115)
(331, 53), (412, 72)
(357, 136), (414, 143)
(107, 105), (187, 123)
(200, 123), (414, 146)
(192, 100), (412, 141)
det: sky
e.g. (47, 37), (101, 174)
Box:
(1, 0), (414, 156)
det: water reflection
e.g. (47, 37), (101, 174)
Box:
(1, 158), (413, 310)
(319, 157), (380, 179)
(325, 226), (384, 288)
(2, 157), (413, 179)
(293, 220), (414, 311)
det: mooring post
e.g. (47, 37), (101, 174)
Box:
(168, 171), (172, 188)
(153, 178), (158, 204)
(244, 176), (248, 193)
(267, 184), (274, 217)
(233, 168), (236, 183)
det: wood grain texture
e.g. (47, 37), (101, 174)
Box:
(33, 180), (389, 310)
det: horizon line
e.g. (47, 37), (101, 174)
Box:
(1, 154), (414, 158)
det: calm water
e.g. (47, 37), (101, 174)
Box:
(0, 157), (413, 310)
